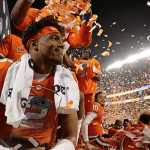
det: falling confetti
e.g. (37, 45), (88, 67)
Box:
(116, 42), (121, 44)
(101, 51), (110, 56)
(147, 1), (150, 6)
(108, 40), (112, 47)
(113, 22), (116, 25)
(97, 29), (103, 36)
(121, 28), (125, 31)
(95, 43), (98, 47)
(112, 50), (115, 52)
(66, 100), (74, 108)
(131, 35), (134, 37)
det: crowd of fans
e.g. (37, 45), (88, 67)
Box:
(96, 57), (150, 126)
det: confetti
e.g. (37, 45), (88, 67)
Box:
(89, 25), (97, 32)
(108, 40), (112, 47)
(95, 43), (98, 47)
(101, 51), (110, 56)
(116, 42), (121, 44)
(131, 35), (134, 37)
(147, 1), (150, 6)
(121, 28), (125, 31)
(97, 29), (103, 36)
(66, 100), (74, 108)
(113, 22), (116, 25)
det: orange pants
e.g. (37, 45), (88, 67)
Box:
(84, 93), (94, 113)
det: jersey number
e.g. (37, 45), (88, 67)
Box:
(92, 105), (98, 111)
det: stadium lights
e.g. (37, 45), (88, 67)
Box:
(107, 49), (150, 70)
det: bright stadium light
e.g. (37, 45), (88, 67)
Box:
(126, 55), (137, 63)
(107, 61), (122, 69)
(107, 49), (150, 69)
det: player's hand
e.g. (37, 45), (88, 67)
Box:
(25, 147), (45, 150)
(85, 141), (98, 150)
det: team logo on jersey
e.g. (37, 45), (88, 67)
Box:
(54, 84), (65, 95)
(29, 96), (52, 109)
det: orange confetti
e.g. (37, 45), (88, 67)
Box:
(97, 29), (103, 36)
(57, 16), (63, 21)
(144, 24), (146, 26)
(76, 16), (81, 22)
(116, 42), (121, 44)
(101, 51), (110, 56)
(66, 100), (74, 108)
(108, 40), (112, 47)
(131, 35), (134, 37)
(93, 14), (98, 21)
(95, 43), (98, 47)
(113, 22), (116, 25)
(110, 25), (112, 27)
(112, 50), (115, 52)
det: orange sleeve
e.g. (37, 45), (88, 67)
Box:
(14, 8), (40, 31)
(0, 35), (11, 56)
(94, 59), (101, 71)
(67, 23), (92, 48)
(71, 72), (78, 84)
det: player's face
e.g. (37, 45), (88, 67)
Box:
(37, 33), (64, 65)
(82, 49), (90, 60)
(97, 92), (107, 106)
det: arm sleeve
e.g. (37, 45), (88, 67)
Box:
(67, 22), (92, 48)
(81, 112), (98, 142)
(0, 35), (11, 57)
(14, 8), (40, 31)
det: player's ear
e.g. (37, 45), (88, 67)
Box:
(30, 39), (38, 51)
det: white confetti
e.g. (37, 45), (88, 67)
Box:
(89, 25), (97, 32)
(147, 1), (150, 6)
(104, 35), (108, 37)
(147, 35), (150, 41)
(121, 28), (125, 31)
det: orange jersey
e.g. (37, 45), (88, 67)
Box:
(0, 34), (27, 61)
(109, 122), (149, 150)
(14, 8), (92, 48)
(124, 125), (132, 131)
(0, 60), (13, 139)
(87, 101), (104, 136)
(74, 58), (101, 94)
(108, 127), (120, 137)
(11, 74), (58, 144)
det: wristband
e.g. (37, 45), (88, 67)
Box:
(50, 139), (75, 150)
(27, 0), (35, 3)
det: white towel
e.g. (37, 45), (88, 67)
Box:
(0, 53), (79, 128)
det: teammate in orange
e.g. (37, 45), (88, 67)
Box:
(0, 34), (27, 61)
(123, 119), (132, 131)
(81, 91), (110, 150)
(109, 114), (150, 150)
(74, 47), (101, 112)
(11, 0), (93, 49)
(0, 15), (78, 150)
(108, 119), (123, 137)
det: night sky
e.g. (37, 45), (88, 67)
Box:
(7, 0), (150, 69)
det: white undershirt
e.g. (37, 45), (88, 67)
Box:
(33, 72), (51, 82)
(82, 112), (98, 142)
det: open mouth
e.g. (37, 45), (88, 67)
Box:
(54, 48), (63, 54)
